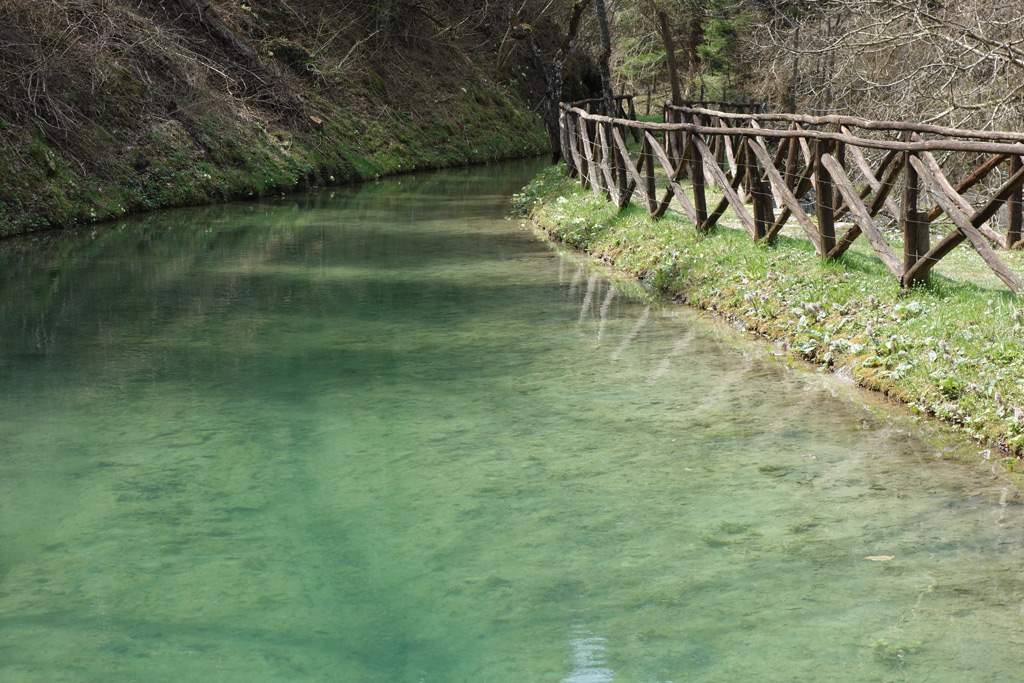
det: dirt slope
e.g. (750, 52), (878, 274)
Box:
(0, 0), (547, 236)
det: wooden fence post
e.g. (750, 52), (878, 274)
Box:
(627, 96), (640, 143)
(577, 113), (599, 195)
(741, 132), (753, 204)
(665, 105), (679, 167)
(901, 141), (929, 280)
(713, 116), (726, 168)
(643, 132), (657, 213)
(598, 121), (613, 201)
(571, 112), (590, 189)
(1008, 155), (1023, 248)
(902, 148), (919, 276)
(784, 123), (801, 190)
(559, 109), (576, 177)
(691, 130), (708, 231)
(814, 139), (836, 255)
(832, 132), (846, 212)
(614, 122), (629, 207)
(594, 121), (612, 196)
(744, 138), (771, 239)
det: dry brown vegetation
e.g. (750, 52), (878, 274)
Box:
(0, 0), (548, 235)
(750, 0), (1024, 130)
(617, 0), (1024, 132)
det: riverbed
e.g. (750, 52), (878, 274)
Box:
(0, 159), (1022, 681)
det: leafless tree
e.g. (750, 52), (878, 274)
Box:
(750, 0), (1024, 131)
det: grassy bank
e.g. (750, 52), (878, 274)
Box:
(0, 84), (545, 236)
(0, 1), (547, 236)
(518, 164), (1024, 467)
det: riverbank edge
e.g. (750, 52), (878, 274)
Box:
(518, 164), (1024, 475)
(0, 88), (548, 238)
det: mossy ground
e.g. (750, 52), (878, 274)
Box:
(0, 85), (545, 236)
(0, 1), (548, 236)
(518, 164), (1024, 469)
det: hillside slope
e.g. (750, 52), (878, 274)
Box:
(0, 0), (547, 236)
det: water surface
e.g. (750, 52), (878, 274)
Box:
(1, 159), (1023, 681)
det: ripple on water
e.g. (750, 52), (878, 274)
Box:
(0, 159), (1022, 681)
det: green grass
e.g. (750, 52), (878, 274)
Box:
(517, 164), (1024, 467)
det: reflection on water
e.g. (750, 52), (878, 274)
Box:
(0, 158), (1023, 681)
(564, 623), (614, 683)
(611, 306), (650, 362)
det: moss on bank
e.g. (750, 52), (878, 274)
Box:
(519, 165), (1024, 468)
(0, 87), (545, 236)
(0, 0), (547, 236)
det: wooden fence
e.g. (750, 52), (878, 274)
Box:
(559, 99), (1024, 293)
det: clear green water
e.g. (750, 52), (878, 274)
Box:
(1, 159), (1024, 682)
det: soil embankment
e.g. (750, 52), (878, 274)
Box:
(0, 1), (547, 236)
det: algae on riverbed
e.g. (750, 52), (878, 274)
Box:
(3, 160), (1024, 681)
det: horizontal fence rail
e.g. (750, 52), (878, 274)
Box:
(558, 99), (1024, 293)
(676, 99), (764, 114)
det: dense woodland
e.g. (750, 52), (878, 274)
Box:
(588, 0), (1024, 127)
(500, 0), (1024, 149)
(2, 0), (1023, 235)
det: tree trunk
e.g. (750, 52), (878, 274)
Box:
(658, 10), (682, 106)
(505, 0), (592, 163)
(683, 11), (703, 98)
(593, 0), (615, 116)
(788, 26), (799, 114)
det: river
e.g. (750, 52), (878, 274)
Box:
(0, 158), (1022, 681)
